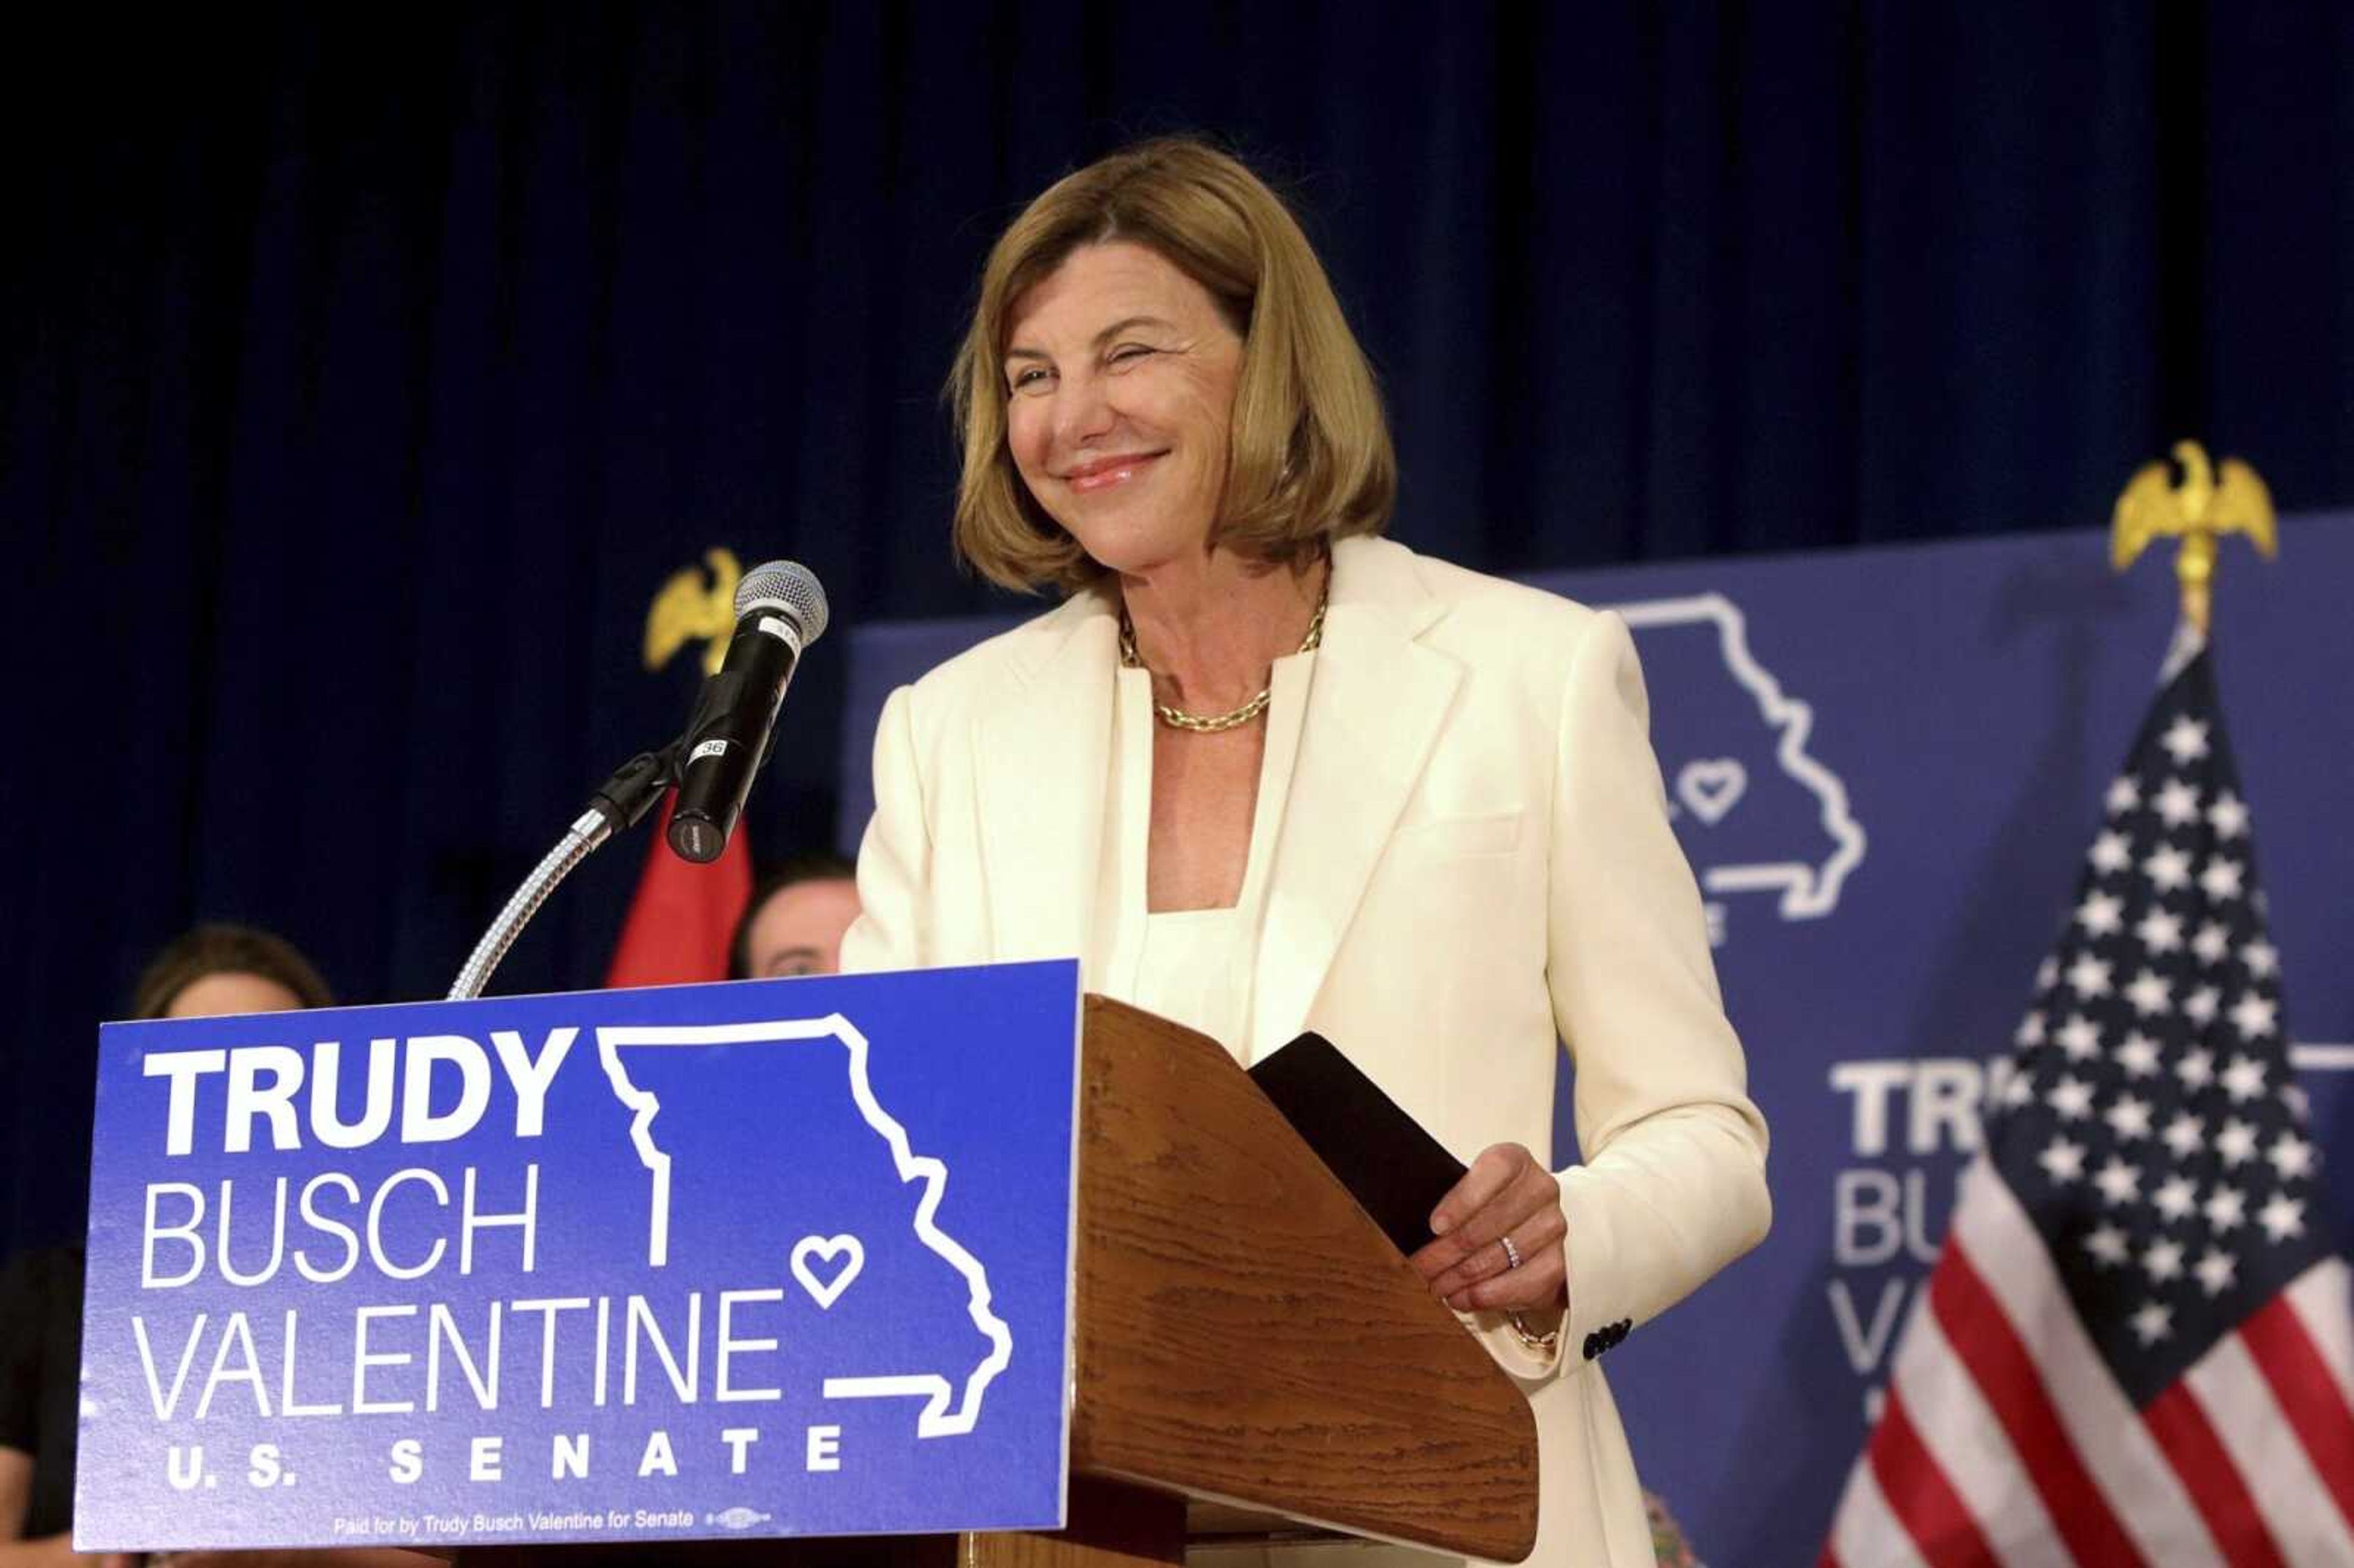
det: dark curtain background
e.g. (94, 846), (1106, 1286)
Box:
(5, 1), (2351, 1254)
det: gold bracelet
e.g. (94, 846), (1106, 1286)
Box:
(1506, 1311), (1561, 1353)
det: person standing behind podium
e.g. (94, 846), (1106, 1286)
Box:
(728, 852), (861, 980)
(0, 926), (434, 1568)
(840, 137), (1769, 1566)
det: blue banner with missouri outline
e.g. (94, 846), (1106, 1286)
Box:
(76, 961), (1081, 1551)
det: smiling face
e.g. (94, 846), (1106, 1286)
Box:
(1002, 242), (1246, 577)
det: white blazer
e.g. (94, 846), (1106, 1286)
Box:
(842, 536), (1771, 1567)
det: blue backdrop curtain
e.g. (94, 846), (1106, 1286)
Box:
(5, 0), (2351, 1252)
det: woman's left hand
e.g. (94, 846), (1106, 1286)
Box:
(1410, 1143), (1568, 1313)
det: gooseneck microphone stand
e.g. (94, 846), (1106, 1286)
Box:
(446, 744), (679, 1000)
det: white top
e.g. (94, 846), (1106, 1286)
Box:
(1132, 907), (1251, 1059)
(1095, 650), (1317, 1065)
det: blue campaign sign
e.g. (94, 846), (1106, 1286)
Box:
(75, 961), (1082, 1553)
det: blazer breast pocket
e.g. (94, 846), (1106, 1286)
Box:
(1387, 809), (1524, 859)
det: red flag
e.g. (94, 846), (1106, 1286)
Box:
(603, 790), (753, 987)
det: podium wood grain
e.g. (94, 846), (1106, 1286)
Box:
(1068, 997), (1537, 1562)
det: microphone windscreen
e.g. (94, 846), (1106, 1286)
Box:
(734, 559), (829, 647)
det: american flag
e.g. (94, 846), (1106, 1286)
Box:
(1823, 646), (2354, 1566)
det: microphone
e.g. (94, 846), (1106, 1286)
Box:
(666, 560), (830, 864)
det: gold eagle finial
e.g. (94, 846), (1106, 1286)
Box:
(644, 548), (744, 677)
(2110, 440), (2276, 634)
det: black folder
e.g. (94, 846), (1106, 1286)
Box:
(1248, 1031), (1468, 1257)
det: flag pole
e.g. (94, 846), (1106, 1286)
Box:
(2109, 440), (2279, 636)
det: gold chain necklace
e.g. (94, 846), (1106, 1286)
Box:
(1118, 584), (1330, 733)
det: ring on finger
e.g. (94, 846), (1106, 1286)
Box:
(1499, 1234), (1522, 1271)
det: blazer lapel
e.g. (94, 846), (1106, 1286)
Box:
(975, 592), (1119, 969)
(1251, 540), (1460, 1057)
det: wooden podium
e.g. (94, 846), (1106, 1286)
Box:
(467, 997), (1537, 1566)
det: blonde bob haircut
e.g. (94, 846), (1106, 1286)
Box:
(950, 137), (1396, 594)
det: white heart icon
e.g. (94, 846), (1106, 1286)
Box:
(791, 1234), (865, 1310)
(1677, 758), (1748, 826)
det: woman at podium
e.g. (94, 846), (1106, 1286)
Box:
(842, 137), (1769, 1567)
